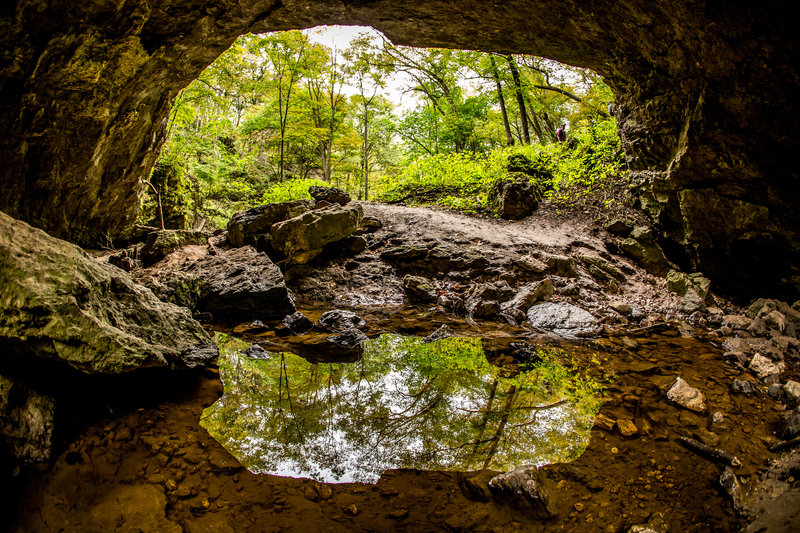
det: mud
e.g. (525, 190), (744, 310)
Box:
(8, 307), (799, 532)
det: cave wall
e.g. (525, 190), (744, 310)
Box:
(1, 1), (798, 298)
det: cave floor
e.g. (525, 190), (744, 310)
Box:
(9, 308), (798, 533)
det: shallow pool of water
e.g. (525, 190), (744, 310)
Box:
(201, 333), (600, 483)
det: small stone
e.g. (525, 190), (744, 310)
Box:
(177, 484), (192, 498)
(387, 509), (409, 520)
(749, 353), (785, 380)
(617, 419), (639, 437)
(345, 504), (359, 516)
(712, 411), (725, 424)
(574, 502), (585, 512)
(609, 300), (633, 316)
(611, 447), (619, 454)
(594, 414), (616, 431)
(784, 381), (800, 406)
(304, 486), (319, 502)
(165, 479), (178, 491)
(767, 383), (785, 400)
(667, 377), (706, 412)
(694, 428), (720, 447)
(317, 483), (333, 500)
(732, 379), (755, 395)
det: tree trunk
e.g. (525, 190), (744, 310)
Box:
(490, 56), (514, 147)
(505, 55), (530, 145)
(362, 107), (370, 201)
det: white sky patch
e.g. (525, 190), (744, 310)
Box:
(303, 25), (416, 111)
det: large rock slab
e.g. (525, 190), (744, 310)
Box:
(0, 211), (217, 374)
(187, 247), (295, 317)
(526, 302), (599, 337)
(227, 200), (314, 249)
(271, 203), (363, 264)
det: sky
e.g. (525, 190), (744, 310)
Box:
(303, 25), (417, 110)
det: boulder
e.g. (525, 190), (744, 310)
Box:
(618, 226), (670, 276)
(0, 211), (217, 374)
(317, 310), (366, 333)
(526, 302), (599, 337)
(500, 279), (554, 324)
(666, 377), (706, 412)
(227, 200), (314, 249)
(402, 275), (438, 304)
(141, 230), (210, 265)
(488, 465), (553, 518)
(492, 176), (543, 220)
(184, 247), (295, 318)
(282, 312), (314, 335)
(666, 270), (711, 299)
(0, 374), (55, 463)
(309, 186), (351, 206)
(271, 203), (363, 264)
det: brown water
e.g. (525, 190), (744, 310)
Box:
(9, 311), (791, 532)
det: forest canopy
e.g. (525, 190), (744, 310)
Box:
(140, 27), (623, 229)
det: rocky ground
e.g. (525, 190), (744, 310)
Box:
(6, 194), (800, 532)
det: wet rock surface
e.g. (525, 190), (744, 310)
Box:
(227, 200), (314, 250)
(527, 302), (599, 337)
(7, 202), (800, 532)
(0, 211), (216, 374)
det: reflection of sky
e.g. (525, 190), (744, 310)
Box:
(201, 334), (597, 483)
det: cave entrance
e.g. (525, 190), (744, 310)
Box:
(139, 25), (622, 233)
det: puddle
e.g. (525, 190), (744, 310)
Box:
(201, 333), (602, 483)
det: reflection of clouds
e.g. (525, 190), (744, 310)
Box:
(201, 334), (597, 483)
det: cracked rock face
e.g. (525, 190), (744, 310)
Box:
(1, 1), (798, 298)
(0, 211), (217, 374)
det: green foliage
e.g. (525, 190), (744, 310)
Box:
(379, 115), (625, 215)
(142, 26), (625, 229)
(260, 178), (330, 203)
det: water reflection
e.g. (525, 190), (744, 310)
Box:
(201, 334), (600, 483)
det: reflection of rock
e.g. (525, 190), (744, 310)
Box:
(526, 302), (598, 337)
(466, 281), (515, 319)
(227, 200), (313, 249)
(0, 374), (55, 463)
(489, 465), (553, 518)
(317, 310), (366, 332)
(327, 329), (367, 358)
(0, 211), (217, 374)
(423, 325), (455, 344)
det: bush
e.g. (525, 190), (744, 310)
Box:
(260, 178), (331, 204)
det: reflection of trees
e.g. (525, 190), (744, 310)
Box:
(201, 334), (600, 483)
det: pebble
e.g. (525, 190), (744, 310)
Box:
(346, 504), (359, 516)
(574, 502), (585, 512)
(611, 447), (619, 454)
(595, 414), (616, 431)
(617, 419), (638, 437)
(667, 377), (706, 412)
